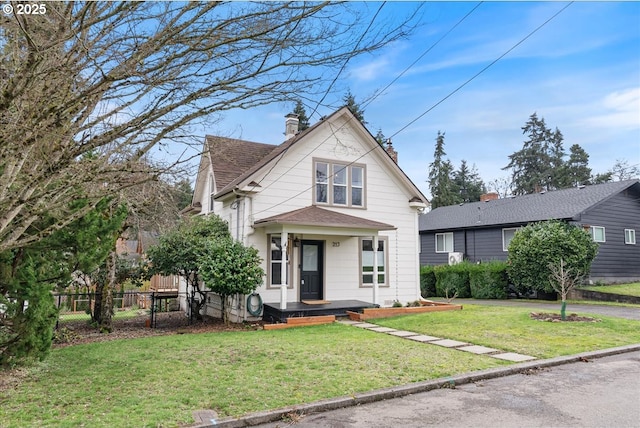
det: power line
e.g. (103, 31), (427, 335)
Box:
(390, 1), (574, 140)
(251, 2), (574, 217)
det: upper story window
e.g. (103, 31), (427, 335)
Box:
(209, 175), (215, 212)
(314, 160), (365, 208)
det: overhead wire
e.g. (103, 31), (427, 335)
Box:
(249, 2), (574, 217)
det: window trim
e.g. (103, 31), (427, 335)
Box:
(359, 236), (389, 288)
(313, 158), (366, 208)
(435, 232), (454, 253)
(591, 226), (606, 243)
(266, 234), (292, 289)
(502, 228), (519, 252)
(625, 229), (636, 245)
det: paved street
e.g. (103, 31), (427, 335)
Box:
(253, 350), (640, 428)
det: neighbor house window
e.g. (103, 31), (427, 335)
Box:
(360, 237), (388, 287)
(267, 235), (289, 288)
(314, 159), (365, 207)
(435, 232), (453, 253)
(591, 226), (606, 243)
(625, 229), (636, 245)
(502, 228), (519, 251)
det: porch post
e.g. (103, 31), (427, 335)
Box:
(372, 235), (379, 306)
(280, 230), (288, 309)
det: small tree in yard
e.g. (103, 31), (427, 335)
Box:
(199, 239), (264, 324)
(507, 220), (598, 296)
(549, 258), (584, 321)
(146, 215), (231, 321)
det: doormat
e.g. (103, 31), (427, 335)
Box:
(301, 300), (331, 305)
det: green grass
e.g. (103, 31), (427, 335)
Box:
(580, 282), (640, 297)
(0, 324), (506, 428)
(375, 305), (640, 358)
(4, 305), (640, 428)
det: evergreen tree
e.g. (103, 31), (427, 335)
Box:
(375, 129), (386, 146)
(563, 144), (592, 187)
(503, 113), (568, 194)
(292, 99), (311, 131)
(453, 160), (486, 203)
(428, 132), (457, 208)
(343, 90), (366, 124)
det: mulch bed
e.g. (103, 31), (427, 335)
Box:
(529, 312), (601, 322)
(53, 312), (264, 348)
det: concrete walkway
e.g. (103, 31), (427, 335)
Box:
(338, 319), (537, 362)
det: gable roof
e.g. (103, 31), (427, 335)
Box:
(206, 136), (277, 192)
(209, 106), (428, 203)
(254, 205), (396, 231)
(419, 180), (640, 232)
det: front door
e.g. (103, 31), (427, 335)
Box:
(300, 240), (324, 301)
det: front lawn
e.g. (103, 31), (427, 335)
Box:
(3, 305), (639, 428)
(1, 323), (505, 428)
(375, 304), (640, 358)
(580, 282), (640, 297)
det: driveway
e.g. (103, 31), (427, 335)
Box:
(451, 298), (640, 320)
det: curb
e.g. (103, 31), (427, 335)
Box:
(192, 343), (640, 428)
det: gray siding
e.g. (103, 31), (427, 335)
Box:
(579, 188), (640, 282)
(420, 227), (512, 265)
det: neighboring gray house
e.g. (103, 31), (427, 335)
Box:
(419, 180), (640, 284)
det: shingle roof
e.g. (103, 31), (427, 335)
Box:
(254, 205), (396, 231)
(206, 136), (277, 192)
(419, 180), (640, 232)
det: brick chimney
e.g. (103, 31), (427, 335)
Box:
(385, 138), (398, 163)
(284, 113), (299, 140)
(480, 192), (499, 202)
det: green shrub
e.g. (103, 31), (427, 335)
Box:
(507, 221), (598, 294)
(434, 262), (472, 298)
(420, 265), (437, 298)
(468, 261), (509, 299)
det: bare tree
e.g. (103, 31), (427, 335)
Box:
(548, 258), (584, 321)
(0, 1), (421, 252)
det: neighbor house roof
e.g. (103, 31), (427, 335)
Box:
(254, 205), (396, 231)
(419, 180), (640, 232)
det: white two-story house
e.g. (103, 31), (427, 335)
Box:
(188, 106), (428, 322)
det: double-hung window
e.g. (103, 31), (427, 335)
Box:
(360, 237), (387, 286)
(314, 160), (365, 208)
(435, 232), (453, 253)
(267, 235), (289, 288)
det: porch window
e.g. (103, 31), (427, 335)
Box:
(591, 226), (606, 243)
(360, 237), (387, 287)
(313, 159), (365, 208)
(267, 235), (289, 288)
(435, 232), (453, 253)
(625, 229), (636, 245)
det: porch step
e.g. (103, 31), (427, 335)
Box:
(263, 315), (336, 330)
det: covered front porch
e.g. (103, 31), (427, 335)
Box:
(262, 299), (377, 323)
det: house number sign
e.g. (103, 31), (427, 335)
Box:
(332, 242), (340, 247)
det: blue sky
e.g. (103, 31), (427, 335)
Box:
(187, 1), (640, 198)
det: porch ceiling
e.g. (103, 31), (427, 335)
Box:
(253, 205), (396, 236)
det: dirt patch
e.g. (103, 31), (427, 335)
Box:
(53, 312), (264, 348)
(529, 312), (601, 322)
